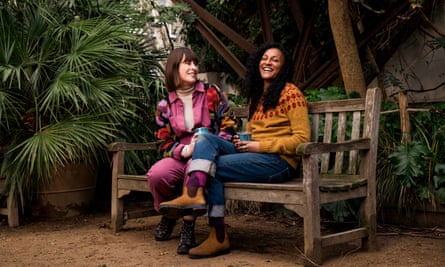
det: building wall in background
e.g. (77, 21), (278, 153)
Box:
(373, 1), (445, 103)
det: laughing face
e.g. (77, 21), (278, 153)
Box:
(259, 48), (284, 87)
(178, 55), (198, 88)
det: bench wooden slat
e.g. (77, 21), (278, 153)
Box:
(349, 111), (362, 174)
(224, 179), (302, 191)
(297, 138), (370, 154)
(109, 142), (159, 152)
(309, 98), (365, 113)
(311, 113), (320, 142)
(321, 112), (333, 173)
(117, 175), (150, 192)
(0, 177), (19, 227)
(334, 112), (347, 173)
(320, 176), (368, 191)
(231, 106), (249, 117)
(321, 227), (368, 247)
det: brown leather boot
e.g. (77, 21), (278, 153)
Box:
(188, 227), (230, 259)
(159, 187), (207, 218)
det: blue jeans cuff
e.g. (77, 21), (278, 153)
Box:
(189, 159), (216, 177)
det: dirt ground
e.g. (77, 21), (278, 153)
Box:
(0, 210), (444, 267)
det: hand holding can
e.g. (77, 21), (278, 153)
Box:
(194, 127), (209, 135)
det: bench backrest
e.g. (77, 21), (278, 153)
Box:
(232, 88), (381, 178)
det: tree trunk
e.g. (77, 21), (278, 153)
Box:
(328, 0), (366, 97)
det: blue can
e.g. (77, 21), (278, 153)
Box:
(238, 132), (252, 141)
(194, 127), (209, 135)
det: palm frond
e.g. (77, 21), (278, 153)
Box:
(0, 0), (173, 206)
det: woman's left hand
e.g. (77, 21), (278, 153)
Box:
(235, 140), (259, 153)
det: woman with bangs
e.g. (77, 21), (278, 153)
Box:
(147, 47), (237, 254)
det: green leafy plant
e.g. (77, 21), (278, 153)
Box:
(305, 86), (348, 102)
(433, 163), (445, 203)
(378, 102), (445, 214)
(0, 0), (170, 206)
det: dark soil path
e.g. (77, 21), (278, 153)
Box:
(1, 212), (444, 266)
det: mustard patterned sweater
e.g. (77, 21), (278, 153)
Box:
(246, 82), (310, 169)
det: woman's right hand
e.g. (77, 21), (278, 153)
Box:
(181, 141), (195, 158)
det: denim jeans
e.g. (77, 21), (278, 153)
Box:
(188, 133), (296, 217)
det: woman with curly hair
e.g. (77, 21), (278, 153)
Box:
(160, 42), (310, 258)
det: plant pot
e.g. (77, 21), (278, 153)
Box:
(31, 162), (98, 218)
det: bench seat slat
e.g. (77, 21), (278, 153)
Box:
(109, 142), (159, 152)
(224, 179), (302, 190)
(116, 174), (367, 193)
(320, 175), (368, 191)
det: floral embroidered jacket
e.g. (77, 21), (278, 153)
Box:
(155, 81), (239, 160)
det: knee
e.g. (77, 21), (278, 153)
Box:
(196, 133), (207, 143)
(196, 133), (216, 146)
(147, 169), (163, 188)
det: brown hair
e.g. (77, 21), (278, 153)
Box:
(164, 47), (199, 92)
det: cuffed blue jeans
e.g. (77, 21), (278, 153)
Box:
(188, 133), (296, 218)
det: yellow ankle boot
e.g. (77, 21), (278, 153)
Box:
(188, 227), (230, 259)
(159, 187), (207, 218)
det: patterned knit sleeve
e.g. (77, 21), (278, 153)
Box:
(206, 84), (241, 140)
(283, 86), (311, 153)
(154, 98), (179, 158)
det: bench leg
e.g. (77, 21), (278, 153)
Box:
(303, 155), (322, 266)
(362, 197), (377, 251)
(111, 188), (124, 233)
(303, 213), (322, 266)
(7, 193), (19, 227)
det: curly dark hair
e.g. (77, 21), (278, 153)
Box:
(243, 42), (293, 117)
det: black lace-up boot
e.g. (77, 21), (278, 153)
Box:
(177, 220), (196, 254)
(154, 216), (176, 241)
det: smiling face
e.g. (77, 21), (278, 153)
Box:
(259, 48), (285, 89)
(178, 55), (198, 88)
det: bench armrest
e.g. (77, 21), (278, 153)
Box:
(296, 138), (370, 155)
(108, 141), (160, 152)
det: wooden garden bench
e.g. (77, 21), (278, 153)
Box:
(0, 146), (19, 227)
(108, 87), (381, 265)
